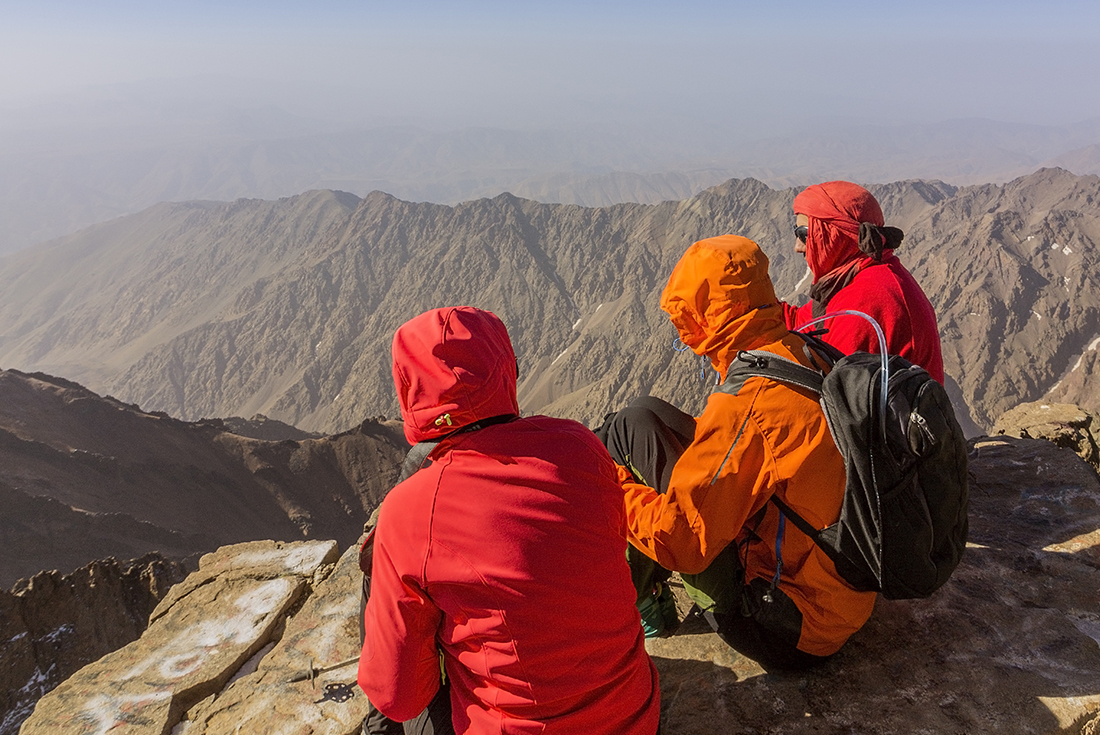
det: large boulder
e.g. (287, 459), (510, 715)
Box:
(175, 538), (370, 734)
(993, 401), (1100, 473)
(18, 540), (342, 735)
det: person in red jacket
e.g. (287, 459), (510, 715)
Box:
(784, 180), (945, 383)
(357, 306), (661, 735)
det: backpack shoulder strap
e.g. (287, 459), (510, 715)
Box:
(397, 440), (440, 482)
(770, 494), (820, 540)
(790, 330), (845, 368)
(715, 350), (825, 397)
(715, 349), (830, 542)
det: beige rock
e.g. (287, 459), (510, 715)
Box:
(993, 401), (1100, 472)
(19, 540), (337, 735)
(177, 540), (369, 735)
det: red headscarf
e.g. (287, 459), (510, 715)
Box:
(793, 181), (886, 281)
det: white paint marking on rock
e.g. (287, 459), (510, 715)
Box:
(121, 578), (294, 682)
(232, 545), (332, 576)
(82, 691), (172, 735)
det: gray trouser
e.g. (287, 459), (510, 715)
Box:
(362, 684), (453, 735)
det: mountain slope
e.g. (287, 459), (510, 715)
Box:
(0, 171), (1097, 433)
(912, 168), (1100, 424)
(0, 369), (405, 587)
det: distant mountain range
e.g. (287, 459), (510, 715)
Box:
(1, 168), (1097, 438)
(3, 114), (1100, 254)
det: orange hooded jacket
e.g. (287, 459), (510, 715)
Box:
(620, 235), (876, 656)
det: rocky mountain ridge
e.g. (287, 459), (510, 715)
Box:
(0, 368), (405, 589)
(1, 554), (189, 735)
(1, 169), (1097, 436)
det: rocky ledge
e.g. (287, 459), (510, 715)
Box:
(18, 433), (1100, 735)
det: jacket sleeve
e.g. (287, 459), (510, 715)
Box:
(781, 300), (807, 331)
(619, 386), (778, 574)
(357, 505), (443, 722)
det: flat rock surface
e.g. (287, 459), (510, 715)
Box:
(993, 401), (1100, 472)
(17, 436), (1100, 735)
(20, 540), (338, 735)
(649, 436), (1100, 734)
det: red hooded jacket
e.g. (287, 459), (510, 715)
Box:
(785, 181), (945, 383)
(358, 307), (660, 734)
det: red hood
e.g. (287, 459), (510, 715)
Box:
(391, 307), (519, 445)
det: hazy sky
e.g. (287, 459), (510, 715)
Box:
(2, 0), (1100, 133)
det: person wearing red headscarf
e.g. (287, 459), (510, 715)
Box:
(783, 181), (945, 383)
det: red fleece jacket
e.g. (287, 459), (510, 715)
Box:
(783, 255), (945, 383)
(789, 181), (945, 383)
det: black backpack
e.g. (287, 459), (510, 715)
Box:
(718, 331), (969, 600)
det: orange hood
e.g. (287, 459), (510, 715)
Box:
(660, 235), (787, 378)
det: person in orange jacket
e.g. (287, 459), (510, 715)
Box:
(597, 235), (876, 670)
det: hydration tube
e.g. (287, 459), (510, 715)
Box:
(793, 310), (890, 440)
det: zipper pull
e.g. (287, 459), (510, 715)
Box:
(911, 411), (936, 444)
(434, 413), (452, 427)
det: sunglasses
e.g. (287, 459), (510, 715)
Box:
(794, 225), (809, 244)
